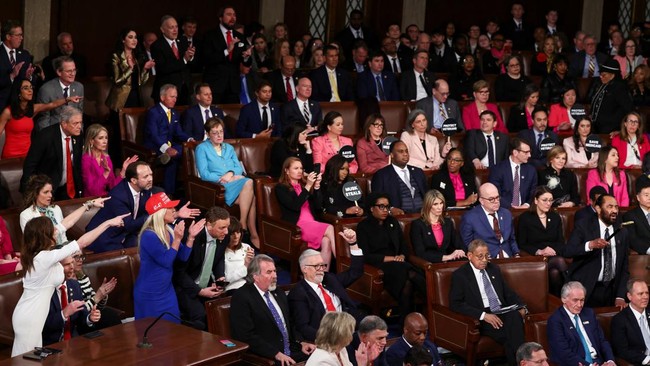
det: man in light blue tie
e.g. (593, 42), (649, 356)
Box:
(611, 279), (650, 365)
(547, 281), (616, 366)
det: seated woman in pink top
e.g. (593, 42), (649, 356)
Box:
(586, 145), (629, 206)
(563, 117), (599, 168)
(356, 113), (389, 174)
(461, 80), (508, 133)
(0, 79), (81, 159)
(311, 111), (358, 174)
(81, 124), (138, 197)
(0, 217), (20, 275)
(610, 111), (650, 169)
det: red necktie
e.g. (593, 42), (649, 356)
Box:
(226, 31), (233, 60)
(65, 137), (75, 198)
(285, 77), (294, 101)
(171, 41), (180, 60)
(318, 283), (336, 311)
(60, 284), (72, 340)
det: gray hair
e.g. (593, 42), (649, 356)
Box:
(516, 342), (545, 364)
(159, 84), (177, 97)
(560, 281), (586, 299)
(299, 249), (321, 267)
(57, 32), (72, 44)
(60, 105), (82, 123)
(245, 254), (275, 283)
(404, 109), (426, 133)
(160, 15), (176, 27)
(358, 315), (387, 335)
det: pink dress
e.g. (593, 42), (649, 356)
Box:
(292, 183), (329, 249)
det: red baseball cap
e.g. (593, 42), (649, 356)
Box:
(145, 192), (180, 215)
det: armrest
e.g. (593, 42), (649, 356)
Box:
(185, 176), (226, 209)
(260, 214), (302, 234)
(431, 303), (481, 349)
(408, 255), (433, 272)
(259, 213), (304, 256)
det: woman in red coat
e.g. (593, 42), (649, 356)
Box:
(356, 114), (389, 174)
(610, 111), (650, 169)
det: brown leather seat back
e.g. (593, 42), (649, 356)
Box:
(220, 104), (242, 137)
(83, 77), (111, 122)
(119, 107), (148, 144)
(239, 138), (275, 174)
(432, 266), (457, 307)
(497, 101), (517, 129)
(59, 197), (100, 241)
(83, 248), (138, 318)
(573, 168), (590, 204)
(259, 179), (282, 218)
(596, 308), (619, 340)
(379, 101), (409, 134)
(0, 271), (23, 344)
(183, 141), (201, 177)
(518, 51), (533, 77)
(0, 158), (25, 209)
(497, 258), (548, 314)
(576, 78), (593, 103)
(2, 209), (22, 252)
(321, 102), (359, 136)
(627, 169), (642, 206)
(205, 296), (232, 337)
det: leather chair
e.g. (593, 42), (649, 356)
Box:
(182, 141), (227, 212)
(321, 102), (359, 136)
(497, 101), (517, 130)
(0, 270), (23, 345)
(218, 104), (242, 138)
(237, 138), (276, 175)
(518, 51), (533, 77)
(0, 158), (24, 209)
(379, 101), (409, 135)
(83, 76), (112, 123)
(576, 78), (594, 103)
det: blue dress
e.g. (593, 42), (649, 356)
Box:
(195, 141), (250, 206)
(134, 230), (191, 323)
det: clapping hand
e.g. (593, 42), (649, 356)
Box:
(187, 219), (206, 240)
(63, 300), (86, 318)
(89, 304), (101, 323)
(338, 228), (357, 244)
(121, 155), (139, 175)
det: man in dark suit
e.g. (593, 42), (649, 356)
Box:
(181, 83), (225, 141)
(385, 312), (441, 366)
(501, 2), (534, 51)
(35, 56), (84, 130)
(565, 194), (630, 308)
(174, 206), (231, 330)
(309, 45), (354, 102)
(416, 78), (464, 133)
(288, 234), (362, 342)
(179, 16), (202, 74)
(236, 79), (281, 138)
(568, 35), (608, 79)
(21, 106), (83, 200)
(150, 15), (195, 105)
(334, 9), (379, 60)
(623, 174), (650, 255)
(449, 239), (526, 365)
(0, 20), (33, 112)
(202, 6), (251, 104)
(516, 107), (559, 168)
(460, 183), (521, 259)
(42, 32), (87, 81)
(356, 50), (400, 101)
(488, 137), (537, 209)
(341, 40), (369, 74)
(381, 36), (408, 75)
(611, 279), (650, 365)
(400, 50), (434, 102)
(575, 186), (607, 223)
(43, 256), (99, 346)
(268, 55), (298, 103)
(547, 281), (616, 366)
(465, 110), (509, 170)
(230, 255), (315, 363)
(371, 141), (427, 215)
(233, 61), (259, 105)
(429, 28), (457, 73)
(144, 84), (193, 194)
(281, 77), (322, 128)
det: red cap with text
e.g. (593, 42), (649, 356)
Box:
(145, 192), (180, 215)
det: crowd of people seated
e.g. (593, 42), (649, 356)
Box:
(4, 3), (650, 365)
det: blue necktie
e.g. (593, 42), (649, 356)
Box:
(264, 291), (290, 356)
(574, 314), (593, 363)
(481, 270), (501, 311)
(240, 75), (250, 104)
(375, 75), (385, 101)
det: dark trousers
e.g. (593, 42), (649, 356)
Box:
(587, 281), (614, 308)
(162, 145), (182, 195)
(54, 184), (77, 201)
(480, 310), (525, 366)
(175, 289), (207, 331)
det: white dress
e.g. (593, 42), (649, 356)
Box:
(224, 243), (251, 292)
(11, 241), (80, 356)
(20, 205), (68, 244)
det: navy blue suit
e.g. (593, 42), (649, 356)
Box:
(371, 164), (427, 211)
(488, 159), (538, 209)
(42, 279), (91, 346)
(236, 101), (281, 138)
(547, 306), (614, 366)
(0, 47), (32, 112)
(517, 129), (559, 168)
(309, 65), (354, 102)
(280, 98), (322, 128)
(356, 69), (400, 101)
(86, 180), (151, 253)
(180, 104), (226, 141)
(385, 336), (441, 366)
(460, 206), (520, 258)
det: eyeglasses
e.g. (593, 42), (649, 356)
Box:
(210, 130), (225, 135)
(480, 196), (500, 203)
(304, 264), (328, 270)
(626, 119), (640, 124)
(371, 123), (384, 128)
(73, 255), (86, 261)
(62, 69), (77, 74)
(447, 158), (463, 163)
(472, 254), (491, 261)
(373, 204), (390, 211)
(517, 149), (531, 154)
(477, 90), (490, 95)
(10, 33), (23, 38)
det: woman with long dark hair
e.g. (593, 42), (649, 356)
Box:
(270, 124), (314, 178)
(312, 111), (358, 174)
(563, 117), (599, 168)
(356, 114), (389, 174)
(321, 154), (364, 218)
(506, 83), (540, 132)
(586, 145), (629, 206)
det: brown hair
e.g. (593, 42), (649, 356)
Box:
(23, 174), (53, 210)
(228, 217), (243, 251)
(278, 157), (305, 187)
(21, 217), (56, 274)
(619, 111), (645, 144)
(362, 114), (387, 141)
(204, 117), (225, 134)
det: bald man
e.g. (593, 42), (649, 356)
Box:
(385, 312), (441, 366)
(416, 78), (464, 134)
(460, 183), (520, 258)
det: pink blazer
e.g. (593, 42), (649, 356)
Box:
(610, 135), (650, 169)
(81, 153), (122, 197)
(614, 55), (647, 79)
(356, 137), (389, 174)
(311, 135), (358, 173)
(400, 131), (444, 169)
(548, 103), (570, 131)
(563, 137), (599, 169)
(585, 169), (629, 206)
(461, 102), (508, 133)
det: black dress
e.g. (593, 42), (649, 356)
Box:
(495, 74), (532, 102)
(538, 166), (580, 206)
(516, 211), (565, 256)
(320, 180), (364, 217)
(269, 140), (314, 178)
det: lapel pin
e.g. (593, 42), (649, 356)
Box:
(583, 321), (589, 324)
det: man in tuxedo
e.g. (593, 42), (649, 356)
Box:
(488, 137), (537, 209)
(611, 279), (650, 365)
(269, 55), (298, 103)
(356, 50), (400, 102)
(181, 83), (225, 141)
(236, 80), (281, 138)
(230, 255), (315, 363)
(371, 141), (427, 215)
(288, 235), (362, 342)
(42, 32), (87, 81)
(568, 35), (608, 79)
(0, 20), (33, 112)
(36, 56), (84, 130)
(309, 45), (354, 102)
(43, 256), (99, 346)
(565, 194), (630, 308)
(174, 206), (231, 330)
(623, 174), (650, 254)
(502, 2), (534, 51)
(517, 107), (559, 168)
(281, 77), (322, 128)
(416, 78), (463, 134)
(150, 15), (194, 106)
(547, 281), (615, 366)
(460, 183), (521, 258)
(400, 50), (434, 102)
(21, 106), (83, 200)
(381, 36), (407, 75)
(385, 312), (441, 366)
(449, 239), (526, 365)
(334, 9), (379, 60)
(465, 110), (509, 170)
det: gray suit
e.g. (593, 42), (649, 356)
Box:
(36, 78), (84, 130)
(416, 96), (464, 132)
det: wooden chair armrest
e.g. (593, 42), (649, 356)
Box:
(408, 255), (433, 271)
(431, 303), (481, 350)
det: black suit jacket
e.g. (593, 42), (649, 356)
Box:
(230, 282), (302, 359)
(371, 164), (427, 211)
(399, 69), (434, 101)
(202, 27), (249, 103)
(150, 37), (192, 102)
(463, 129), (509, 166)
(309, 65), (354, 102)
(501, 19), (534, 51)
(173, 229), (228, 298)
(383, 53), (408, 74)
(430, 169), (477, 207)
(568, 51), (608, 79)
(0, 47), (31, 111)
(356, 69), (400, 101)
(334, 26), (379, 59)
(449, 262), (523, 320)
(280, 98), (322, 128)
(565, 215), (630, 303)
(181, 104), (226, 141)
(287, 254), (363, 342)
(622, 207), (650, 254)
(21, 123), (83, 196)
(611, 305), (650, 365)
(275, 184), (322, 225)
(268, 70), (298, 103)
(517, 128), (560, 167)
(42, 279), (91, 346)
(429, 44), (457, 73)
(410, 218), (463, 263)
